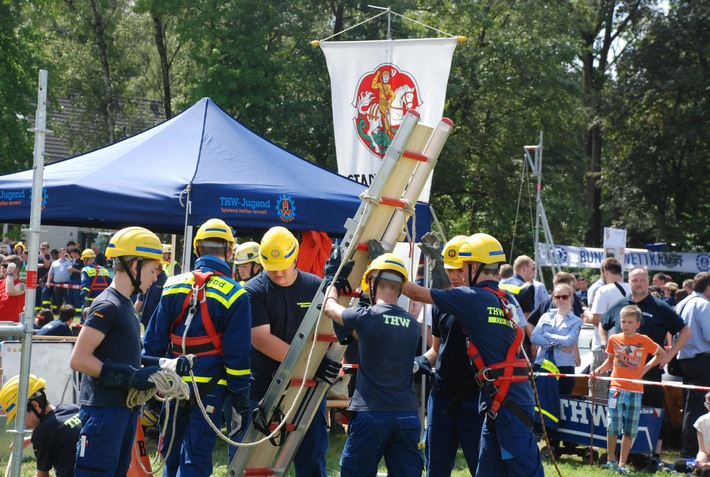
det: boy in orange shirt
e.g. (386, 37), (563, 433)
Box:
(592, 305), (666, 475)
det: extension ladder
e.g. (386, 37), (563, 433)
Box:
(229, 110), (453, 476)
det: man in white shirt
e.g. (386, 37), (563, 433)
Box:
(46, 248), (71, 312)
(676, 272), (710, 458)
(587, 257), (628, 398)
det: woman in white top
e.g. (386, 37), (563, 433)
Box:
(531, 283), (583, 395)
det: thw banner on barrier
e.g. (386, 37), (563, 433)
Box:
(320, 38), (457, 201)
(538, 243), (710, 274)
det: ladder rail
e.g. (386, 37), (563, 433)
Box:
(229, 110), (453, 476)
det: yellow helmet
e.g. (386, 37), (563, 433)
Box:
(442, 235), (468, 270)
(458, 233), (506, 265)
(0, 375), (46, 421)
(105, 227), (163, 261)
(193, 219), (235, 253)
(81, 248), (96, 260)
(235, 241), (260, 265)
(141, 407), (160, 427)
(260, 226), (299, 271)
(162, 244), (172, 254)
(361, 253), (409, 294)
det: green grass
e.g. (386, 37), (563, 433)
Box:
(0, 429), (684, 476)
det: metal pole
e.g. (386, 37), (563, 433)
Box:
(387, 6), (392, 40)
(9, 69), (51, 477)
(533, 133), (543, 284)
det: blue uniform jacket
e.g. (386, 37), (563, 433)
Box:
(431, 280), (535, 417)
(142, 256), (251, 394)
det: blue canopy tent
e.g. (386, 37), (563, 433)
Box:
(0, 98), (430, 237)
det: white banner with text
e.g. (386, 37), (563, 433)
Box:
(538, 243), (710, 274)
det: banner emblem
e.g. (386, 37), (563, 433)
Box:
(353, 64), (420, 158)
(276, 195), (296, 223)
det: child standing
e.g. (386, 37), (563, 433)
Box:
(591, 304), (666, 475)
(692, 391), (710, 475)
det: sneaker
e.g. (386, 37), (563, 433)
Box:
(603, 460), (619, 472)
(617, 464), (631, 476)
(643, 457), (660, 474)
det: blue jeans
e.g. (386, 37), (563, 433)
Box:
(425, 394), (482, 476)
(161, 392), (224, 477)
(340, 411), (423, 477)
(75, 406), (138, 477)
(477, 408), (543, 477)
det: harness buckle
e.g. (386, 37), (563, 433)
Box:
(486, 407), (498, 421)
(188, 282), (200, 315)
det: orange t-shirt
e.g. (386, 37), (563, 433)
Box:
(606, 332), (659, 393)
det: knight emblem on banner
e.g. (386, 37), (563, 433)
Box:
(320, 37), (458, 200)
(354, 64), (420, 157)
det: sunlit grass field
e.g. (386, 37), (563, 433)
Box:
(0, 426), (683, 477)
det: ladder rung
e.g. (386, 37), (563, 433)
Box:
(312, 333), (338, 342)
(356, 243), (369, 251)
(244, 469), (275, 476)
(379, 197), (405, 208)
(290, 378), (317, 387)
(401, 150), (428, 162)
(269, 423), (296, 432)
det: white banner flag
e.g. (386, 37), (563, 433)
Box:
(538, 243), (710, 274)
(320, 38), (458, 201)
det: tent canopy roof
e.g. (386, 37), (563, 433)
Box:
(0, 98), (430, 236)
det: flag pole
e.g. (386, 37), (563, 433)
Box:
(310, 6), (466, 46)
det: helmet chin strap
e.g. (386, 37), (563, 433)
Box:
(468, 262), (484, 286)
(28, 391), (48, 422)
(119, 257), (143, 295)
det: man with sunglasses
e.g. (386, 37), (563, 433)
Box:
(0, 255), (26, 322)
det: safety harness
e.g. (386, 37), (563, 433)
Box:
(465, 285), (532, 427)
(169, 270), (224, 357)
(86, 265), (110, 297)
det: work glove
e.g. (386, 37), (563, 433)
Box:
(315, 356), (341, 385)
(158, 355), (196, 376)
(418, 232), (451, 290)
(412, 355), (433, 376)
(367, 239), (386, 261)
(323, 244), (345, 277)
(419, 232), (441, 261)
(98, 359), (160, 391)
(228, 386), (250, 438)
(323, 245), (354, 294)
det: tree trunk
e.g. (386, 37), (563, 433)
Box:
(88, 0), (115, 143)
(152, 14), (172, 119)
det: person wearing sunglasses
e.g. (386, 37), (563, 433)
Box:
(530, 283), (583, 395)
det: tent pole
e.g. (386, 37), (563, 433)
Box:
(183, 226), (193, 272)
(9, 69), (52, 477)
(169, 234), (177, 275)
(180, 185), (192, 271)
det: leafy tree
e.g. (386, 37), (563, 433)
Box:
(572, 0), (660, 246)
(411, 1), (585, 257)
(0, 1), (42, 171)
(604, 0), (710, 250)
